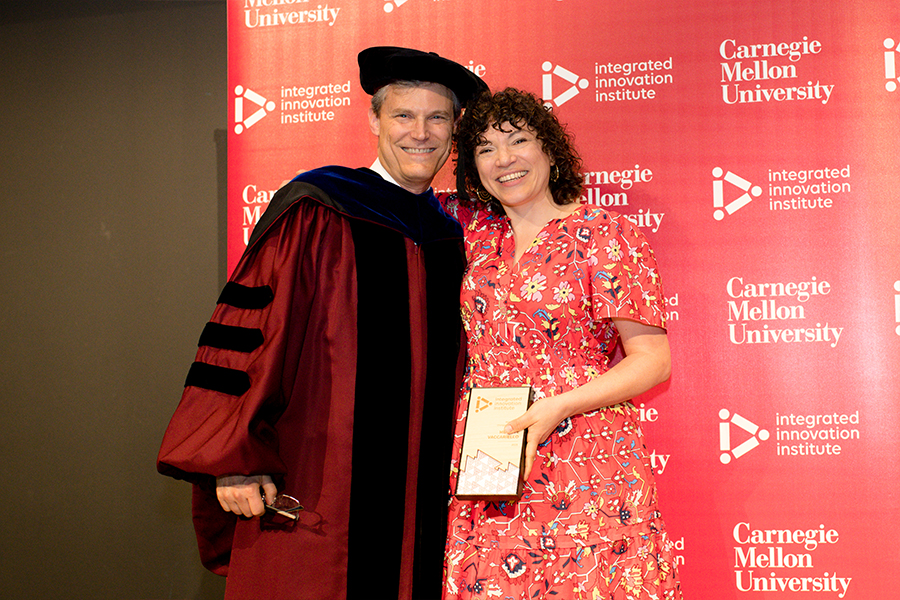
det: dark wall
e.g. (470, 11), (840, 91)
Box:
(0, 2), (228, 598)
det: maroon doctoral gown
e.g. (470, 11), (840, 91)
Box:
(157, 166), (465, 600)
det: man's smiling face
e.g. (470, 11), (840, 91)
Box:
(368, 82), (455, 195)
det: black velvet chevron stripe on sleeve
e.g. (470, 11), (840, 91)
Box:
(198, 322), (264, 353)
(184, 361), (252, 396)
(216, 282), (274, 309)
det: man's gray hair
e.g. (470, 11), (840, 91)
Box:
(370, 80), (462, 120)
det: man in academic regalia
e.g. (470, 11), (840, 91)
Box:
(157, 47), (487, 600)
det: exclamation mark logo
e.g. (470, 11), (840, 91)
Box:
(383, 0), (408, 12)
(712, 167), (762, 220)
(894, 281), (900, 335)
(884, 38), (900, 92)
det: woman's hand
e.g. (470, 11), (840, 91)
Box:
(504, 393), (574, 480)
(215, 474), (277, 517)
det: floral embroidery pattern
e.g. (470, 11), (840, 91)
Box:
(605, 238), (624, 261)
(520, 272), (548, 302)
(553, 280), (575, 304)
(440, 199), (682, 600)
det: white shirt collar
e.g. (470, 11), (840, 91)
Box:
(369, 157), (433, 195)
(369, 157), (400, 187)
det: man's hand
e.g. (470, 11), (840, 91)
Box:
(215, 474), (277, 517)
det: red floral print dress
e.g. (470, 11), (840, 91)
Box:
(441, 199), (684, 600)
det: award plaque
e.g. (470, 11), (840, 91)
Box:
(455, 386), (534, 501)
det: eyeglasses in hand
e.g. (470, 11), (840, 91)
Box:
(263, 493), (303, 521)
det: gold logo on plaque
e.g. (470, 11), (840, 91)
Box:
(474, 395), (493, 412)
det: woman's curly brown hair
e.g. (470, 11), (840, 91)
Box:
(454, 87), (584, 211)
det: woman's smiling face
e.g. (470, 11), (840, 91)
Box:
(475, 121), (554, 212)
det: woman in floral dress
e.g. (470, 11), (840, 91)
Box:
(442, 88), (684, 600)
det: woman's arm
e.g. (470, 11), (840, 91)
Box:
(504, 318), (671, 478)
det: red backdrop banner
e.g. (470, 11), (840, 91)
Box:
(226, 1), (900, 597)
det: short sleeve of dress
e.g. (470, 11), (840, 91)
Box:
(586, 209), (666, 328)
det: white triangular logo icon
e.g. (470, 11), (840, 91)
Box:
(542, 61), (589, 107)
(719, 408), (769, 464)
(712, 167), (762, 220)
(234, 85), (275, 135)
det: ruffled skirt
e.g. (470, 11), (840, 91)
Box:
(444, 517), (683, 600)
